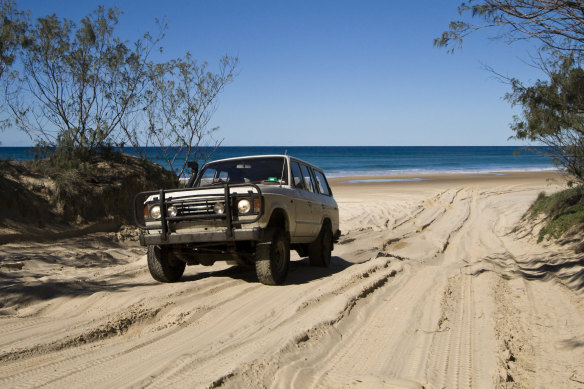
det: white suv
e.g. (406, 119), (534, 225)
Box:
(134, 155), (341, 285)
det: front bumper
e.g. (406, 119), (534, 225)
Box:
(140, 227), (264, 246)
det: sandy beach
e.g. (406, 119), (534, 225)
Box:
(1, 171), (583, 388)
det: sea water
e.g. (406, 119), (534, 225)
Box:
(0, 146), (555, 178)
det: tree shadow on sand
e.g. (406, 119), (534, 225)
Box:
(469, 252), (584, 293)
(0, 276), (153, 311)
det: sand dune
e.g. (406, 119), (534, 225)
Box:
(1, 171), (583, 388)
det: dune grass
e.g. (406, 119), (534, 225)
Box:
(529, 185), (584, 243)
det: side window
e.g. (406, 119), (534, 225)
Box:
(217, 171), (229, 182)
(291, 161), (304, 190)
(300, 164), (315, 193)
(313, 169), (331, 196)
(199, 168), (218, 186)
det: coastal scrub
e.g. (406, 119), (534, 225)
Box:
(529, 186), (584, 245)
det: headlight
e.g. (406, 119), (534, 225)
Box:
(150, 205), (161, 219)
(237, 199), (251, 214)
(213, 202), (224, 214)
(167, 206), (178, 217)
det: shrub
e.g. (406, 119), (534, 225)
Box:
(529, 186), (584, 242)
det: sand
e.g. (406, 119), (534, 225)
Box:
(1, 171), (583, 388)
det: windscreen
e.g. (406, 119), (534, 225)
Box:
(195, 157), (288, 187)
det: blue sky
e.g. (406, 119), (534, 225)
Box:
(4, 0), (545, 146)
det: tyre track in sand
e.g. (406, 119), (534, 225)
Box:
(211, 188), (477, 388)
(0, 241), (409, 388)
(216, 186), (535, 388)
(2, 175), (577, 388)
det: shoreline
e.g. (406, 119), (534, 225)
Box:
(329, 170), (564, 185)
(328, 171), (566, 198)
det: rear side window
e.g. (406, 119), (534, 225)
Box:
(313, 169), (331, 196)
(300, 164), (315, 193)
(291, 161), (305, 190)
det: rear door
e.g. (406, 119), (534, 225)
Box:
(290, 160), (314, 238)
(298, 163), (322, 236)
(311, 167), (338, 233)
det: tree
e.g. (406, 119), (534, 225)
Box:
(0, 0), (28, 139)
(435, 0), (584, 55)
(0, 0), (28, 81)
(437, 1), (584, 184)
(5, 6), (160, 152)
(508, 56), (584, 183)
(139, 53), (238, 178)
(2, 3), (237, 174)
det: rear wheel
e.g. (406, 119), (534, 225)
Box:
(255, 228), (290, 285)
(309, 225), (333, 267)
(147, 245), (186, 282)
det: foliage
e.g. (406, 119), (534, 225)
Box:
(437, 1), (584, 185)
(435, 0), (584, 55)
(0, 0), (28, 136)
(139, 53), (238, 178)
(2, 3), (237, 178)
(0, 0), (28, 80)
(529, 186), (584, 242)
(52, 168), (80, 207)
(507, 56), (584, 183)
(4, 6), (161, 151)
(0, 154), (178, 232)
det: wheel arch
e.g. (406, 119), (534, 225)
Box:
(266, 207), (290, 233)
(320, 216), (332, 232)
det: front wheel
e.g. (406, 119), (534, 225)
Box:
(309, 225), (333, 267)
(147, 245), (186, 283)
(255, 228), (290, 285)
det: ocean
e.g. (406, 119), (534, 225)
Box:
(0, 146), (555, 178)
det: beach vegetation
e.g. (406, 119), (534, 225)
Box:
(137, 53), (237, 178)
(5, 6), (155, 151)
(529, 186), (584, 244)
(2, 2), (236, 179)
(0, 0), (28, 81)
(0, 153), (178, 239)
(507, 56), (584, 184)
(437, 1), (584, 185)
(436, 1), (584, 55)
(0, 0), (28, 134)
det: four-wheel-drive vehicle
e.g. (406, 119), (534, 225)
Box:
(134, 155), (340, 285)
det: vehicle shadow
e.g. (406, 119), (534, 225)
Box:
(181, 256), (355, 285)
(181, 265), (258, 283)
(286, 256), (354, 285)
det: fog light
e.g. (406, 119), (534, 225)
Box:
(213, 202), (224, 214)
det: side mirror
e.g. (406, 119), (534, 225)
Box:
(187, 161), (199, 177)
(186, 161), (199, 188)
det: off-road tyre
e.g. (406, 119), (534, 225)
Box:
(147, 245), (186, 283)
(255, 228), (290, 285)
(309, 224), (333, 267)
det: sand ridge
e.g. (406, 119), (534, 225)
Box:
(1, 171), (583, 388)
